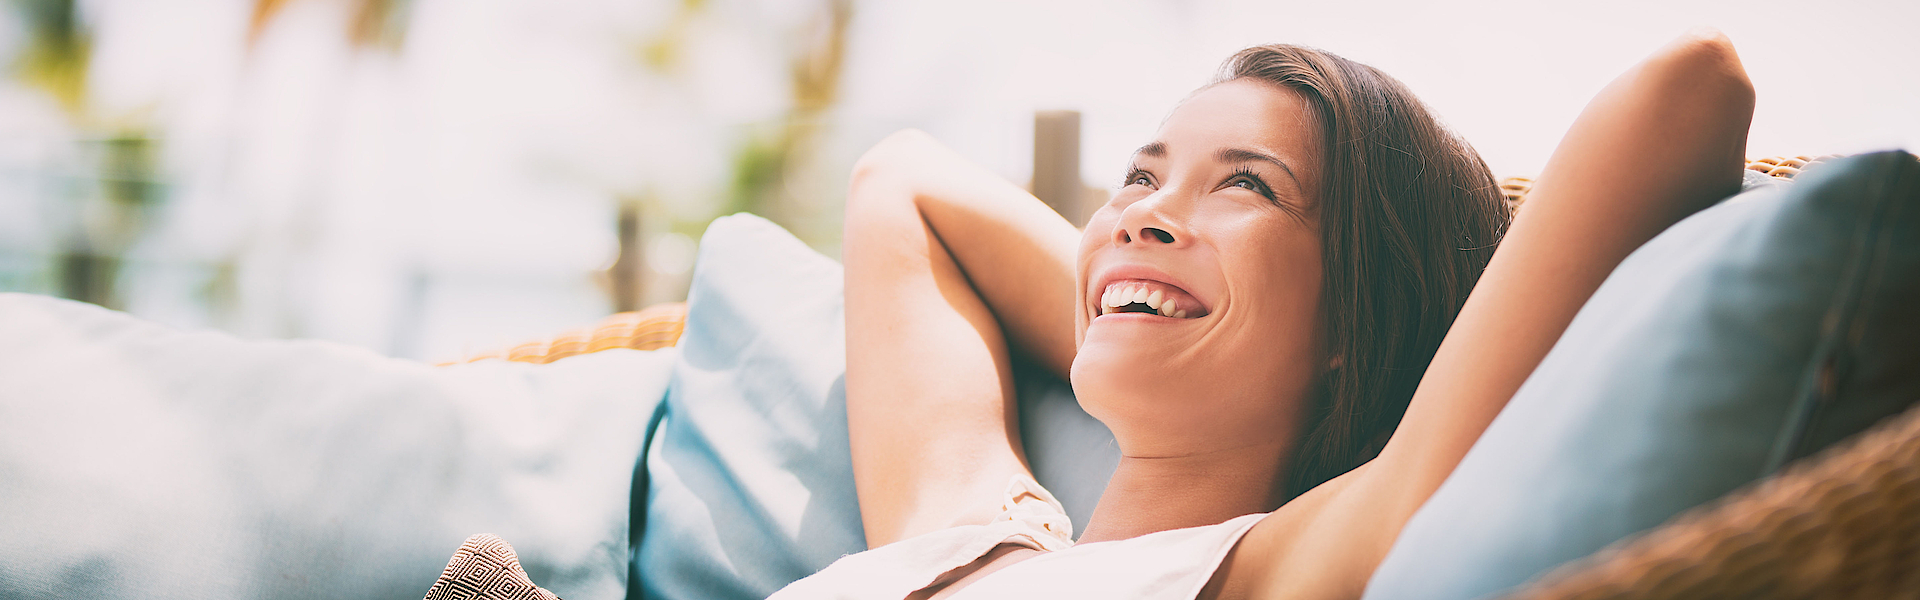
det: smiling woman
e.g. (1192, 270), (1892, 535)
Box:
(1071, 77), (1336, 520)
(790, 29), (1754, 600)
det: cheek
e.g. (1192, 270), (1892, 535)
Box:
(1073, 226), (1111, 344)
(1207, 222), (1326, 376)
(1235, 243), (1324, 344)
(1244, 246), (1322, 309)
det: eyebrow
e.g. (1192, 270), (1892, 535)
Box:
(1215, 147), (1299, 186)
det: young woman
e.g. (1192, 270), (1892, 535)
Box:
(776, 30), (1754, 600)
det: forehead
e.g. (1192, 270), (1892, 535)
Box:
(1150, 79), (1322, 174)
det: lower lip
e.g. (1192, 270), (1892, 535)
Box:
(1092, 312), (1189, 323)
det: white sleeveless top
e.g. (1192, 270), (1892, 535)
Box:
(769, 476), (1267, 600)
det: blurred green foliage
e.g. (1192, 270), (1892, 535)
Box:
(10, 0), (90, 114)
(639, 0), (853, 244)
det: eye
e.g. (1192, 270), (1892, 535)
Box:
(1225, 169), (1276, 200)
(1121, 168), (1156, 189)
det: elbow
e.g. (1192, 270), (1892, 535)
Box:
(845, 129), (934, 239)
(1664, 28), (1741, 70)
(851, 129), (938, 193)
(1636, 29), (1758, 195)
(847, 129), (933, 211)
(1647, 28), (1757, 115)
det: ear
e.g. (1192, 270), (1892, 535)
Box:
(1326, 354), (1344, 371)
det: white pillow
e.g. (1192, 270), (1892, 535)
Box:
(0, 293), (671, 599)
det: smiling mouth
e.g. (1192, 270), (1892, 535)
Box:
(1098, 281), (1206, 319)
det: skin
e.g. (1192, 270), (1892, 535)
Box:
(842, 30), (1754, 600)
(1070, 78), (1326, 545)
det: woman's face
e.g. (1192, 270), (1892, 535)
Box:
(1070, 78), (1327, 455)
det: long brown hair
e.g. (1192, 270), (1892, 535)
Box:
(1219, 45), (1511, 498)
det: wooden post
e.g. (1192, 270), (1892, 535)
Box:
(609, 201), (644, 313)
(1033, 110), (1085, 226)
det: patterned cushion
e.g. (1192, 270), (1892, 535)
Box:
(424, 534), (562, 600)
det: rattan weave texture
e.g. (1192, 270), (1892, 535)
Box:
(448, 301), (685, 365)
(1499, 402), (1920, 600)
(1497, 156), (1833, 215)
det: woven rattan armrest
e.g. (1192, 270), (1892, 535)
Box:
(1500, 400), (1920, 600)
(1497, 156), (1838, 212)
(445, 302), (687, 365)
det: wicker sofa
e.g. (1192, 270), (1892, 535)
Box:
(453, 154), (1918, 599)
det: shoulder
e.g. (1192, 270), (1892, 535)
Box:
(1200, 461), (1397, 599)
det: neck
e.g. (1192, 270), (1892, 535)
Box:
(1077, 441), (1289, 543)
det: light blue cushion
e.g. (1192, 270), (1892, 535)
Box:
(0, 293), (675, 600)
(1363, 151), (1920, 600)
(633, 214), (1117, 600)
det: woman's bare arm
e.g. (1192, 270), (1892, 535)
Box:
(1362, 27), (1755, 539)
(843, 130), (1081, 548)
(1216, 30), (1756, 599)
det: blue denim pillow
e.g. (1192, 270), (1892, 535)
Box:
(1363, 151), (1920, 600)
(632, 214), (1117, 600)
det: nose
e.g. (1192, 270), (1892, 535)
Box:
(1110, 191), (1190, 247)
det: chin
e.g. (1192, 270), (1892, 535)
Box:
(1072, 336), (1312, 453)
(1070, 341), (1200, 429)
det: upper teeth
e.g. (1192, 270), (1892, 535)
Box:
(1100, 282), (1193, 319)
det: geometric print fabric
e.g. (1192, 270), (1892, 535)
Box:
(423, 534), (563, 600)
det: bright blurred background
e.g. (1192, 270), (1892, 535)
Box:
(1, 0), (1913, 361)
